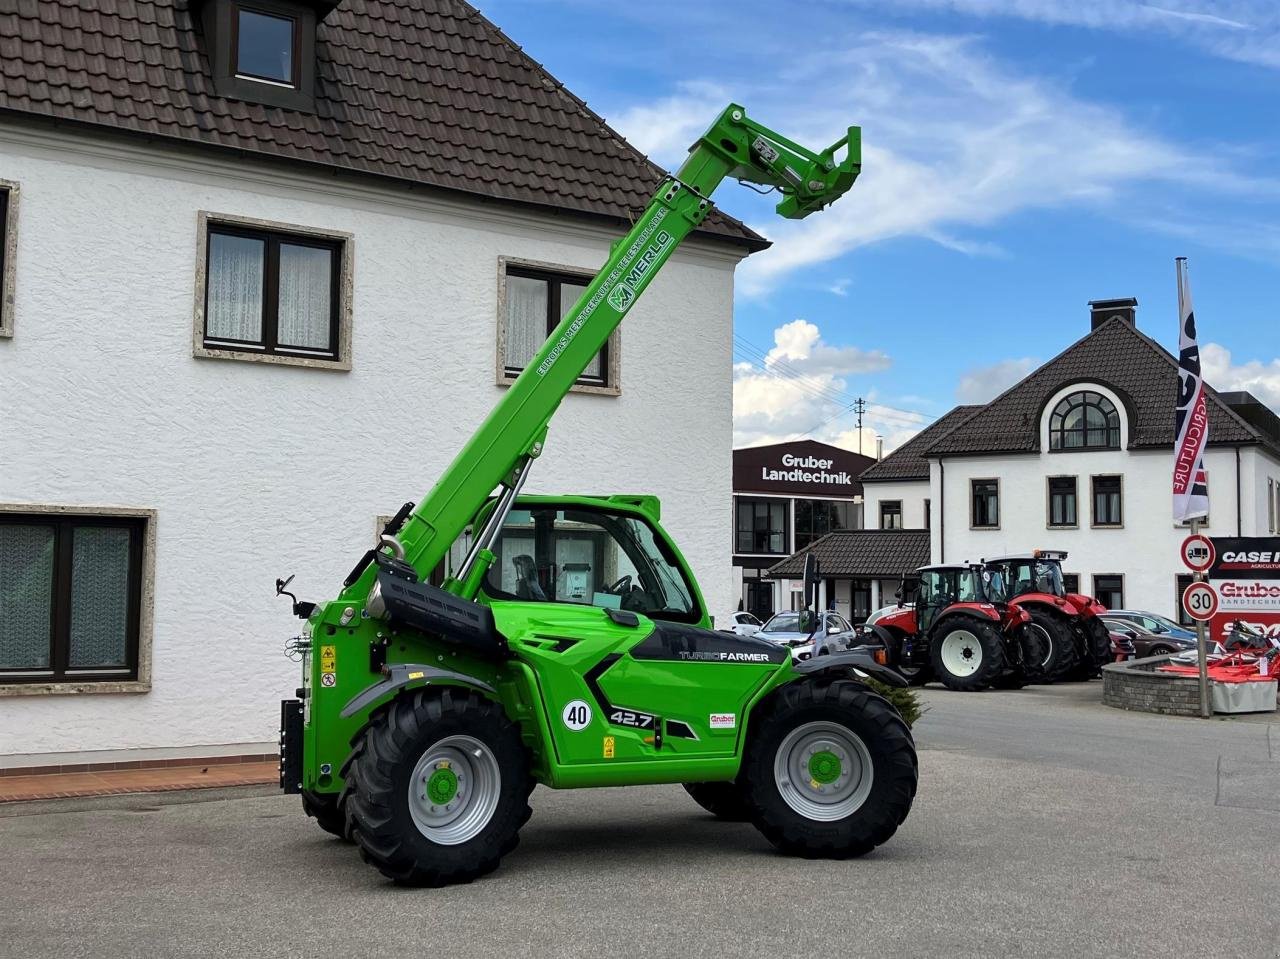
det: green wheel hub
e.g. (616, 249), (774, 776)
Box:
(426, 766), (459, 805)
(808, 750), (842, 785)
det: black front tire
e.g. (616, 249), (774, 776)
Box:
(346, 688), (533, 887)
(742, 680), (917, 858)
(929, 616), (1006, 691)
(301, 789), (347, 839)
(684, 781), (752, 822)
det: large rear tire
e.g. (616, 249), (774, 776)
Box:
(1028, 611), (1077, 683)
(742, 680), (917, 858)
(929, 616), (1005, 691)
(1018, 622), (1053, 684)
(346, 688), (533, 887)
(1085, 618), (1112, 672)
(684, 781), (752, 822)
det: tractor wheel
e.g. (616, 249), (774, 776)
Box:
(1027, 611), (1077, 683)
(1018, 623), (1053, 684)
(872, 626), (930, 686)
(1085, 618), (1112, 671)
(345, 688), (533, 887)
(301, 789), (347, 839)
(683, 781), (752, 822)
(928, 617), (1005, 691)
(742, 680), (917, 858)
(1064, 623), (1097, 681)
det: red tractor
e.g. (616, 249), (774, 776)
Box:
(981, 551), (1112, 681)
(867, 563), (1041, 691)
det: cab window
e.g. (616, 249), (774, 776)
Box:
(483, 506), (699, 622)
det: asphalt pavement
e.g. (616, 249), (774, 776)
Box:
(3, 683), (1278, 959)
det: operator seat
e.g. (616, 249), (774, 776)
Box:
(513, 555), (547, 601)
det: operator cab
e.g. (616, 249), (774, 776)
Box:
(479, 498), (704, 624)
(983, 551), (1068, 601)
(911, 564), (989, 633)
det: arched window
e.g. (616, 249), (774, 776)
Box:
(1049, 391), (1120, 450)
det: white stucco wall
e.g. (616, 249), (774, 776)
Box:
(862, 479), (930, 530)
(935, 381), (1273, 617)
(0, 126), (742, 760)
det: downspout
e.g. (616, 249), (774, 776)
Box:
(1236, 447), (1242, 535)
(938, 460), (945, 563)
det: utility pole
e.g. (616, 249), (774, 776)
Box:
(854, 397), (866, 454)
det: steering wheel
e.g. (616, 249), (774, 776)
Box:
(606, 574), (633, 595)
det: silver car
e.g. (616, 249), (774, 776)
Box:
(758, 610), (857, 659)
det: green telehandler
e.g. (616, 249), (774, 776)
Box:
(277, 104), (918, 886)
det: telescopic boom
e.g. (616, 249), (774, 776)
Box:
(342, 104), (861, 602)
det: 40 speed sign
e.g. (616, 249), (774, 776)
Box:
(1181, 581), (1219, 622)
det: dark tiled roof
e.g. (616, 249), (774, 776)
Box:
(767, 529), (930, 579)
(858, 406), (981, 481)
(0, 0), (762, 249)
(928, 318), (1266, 456)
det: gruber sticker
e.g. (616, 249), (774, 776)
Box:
(320, 673), (337, 688)
(709, 713), (736, 730)
(562, 700), (592, 731)
(602, 736), (616, 759)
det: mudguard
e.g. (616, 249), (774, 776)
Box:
(793, 649), (909, 688)
(339, 662), (497, 719)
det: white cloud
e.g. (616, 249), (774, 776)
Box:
(734, 31), (1258, 293)
(831, 1), (1278, 67)
(606, 27), (1279, 296)
(1201, 342), (1280, 410)
(608, 81), (729, 161)
(732, 320), (903, 448)
(955, 357), (1040, 403)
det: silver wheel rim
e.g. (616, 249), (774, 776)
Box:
(940, 629), (982, 677)
(1027, 623), (1054, 668)
(773, 721), (874, 821)
(407, 735), (501, 846)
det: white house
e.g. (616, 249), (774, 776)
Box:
(859, 298), (1280, 619)
(0, 0), (762, 767)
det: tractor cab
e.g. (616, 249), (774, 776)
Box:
(983, 550), (1069, 602)
(913, 564), (989, 633)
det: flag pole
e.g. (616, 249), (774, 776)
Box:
(1177, 256), (1211, 718)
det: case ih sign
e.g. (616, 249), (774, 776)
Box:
(1207, 537), (1280, 643)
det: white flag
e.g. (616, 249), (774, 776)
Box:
(1172, 257), (1210, 523)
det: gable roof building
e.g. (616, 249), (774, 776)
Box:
(0, 0), (753, 766)
(858, 297), (1280, 622)
(0, 0), (763, 250)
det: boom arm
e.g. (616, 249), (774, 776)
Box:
(341, 104), (861, 602)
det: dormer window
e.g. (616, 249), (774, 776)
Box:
(235, 8), (298, 86)
(199, 0), (337, 111)
(1049, 390), (1121, 450)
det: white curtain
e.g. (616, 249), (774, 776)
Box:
(278, 244), (333, 350)
(505, 276), (546, 371)
(558, 281), (600, 379)
(207, 233), (264, 342)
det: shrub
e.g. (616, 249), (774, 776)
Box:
(862, 677), (925, 729)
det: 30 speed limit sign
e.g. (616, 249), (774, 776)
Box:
(1181, 581), (1219, 622)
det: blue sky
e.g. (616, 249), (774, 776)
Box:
(481, 0), (1280, 450)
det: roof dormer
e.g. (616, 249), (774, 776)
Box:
(197, 0), (341, 112)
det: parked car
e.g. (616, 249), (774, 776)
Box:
(719, 610), (763, 637)
(1101, 616), (1198, 658)
(1104, 610), (1196, 642)
(757, 610), (857, 652)
(1108, 628), (1136, 662)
